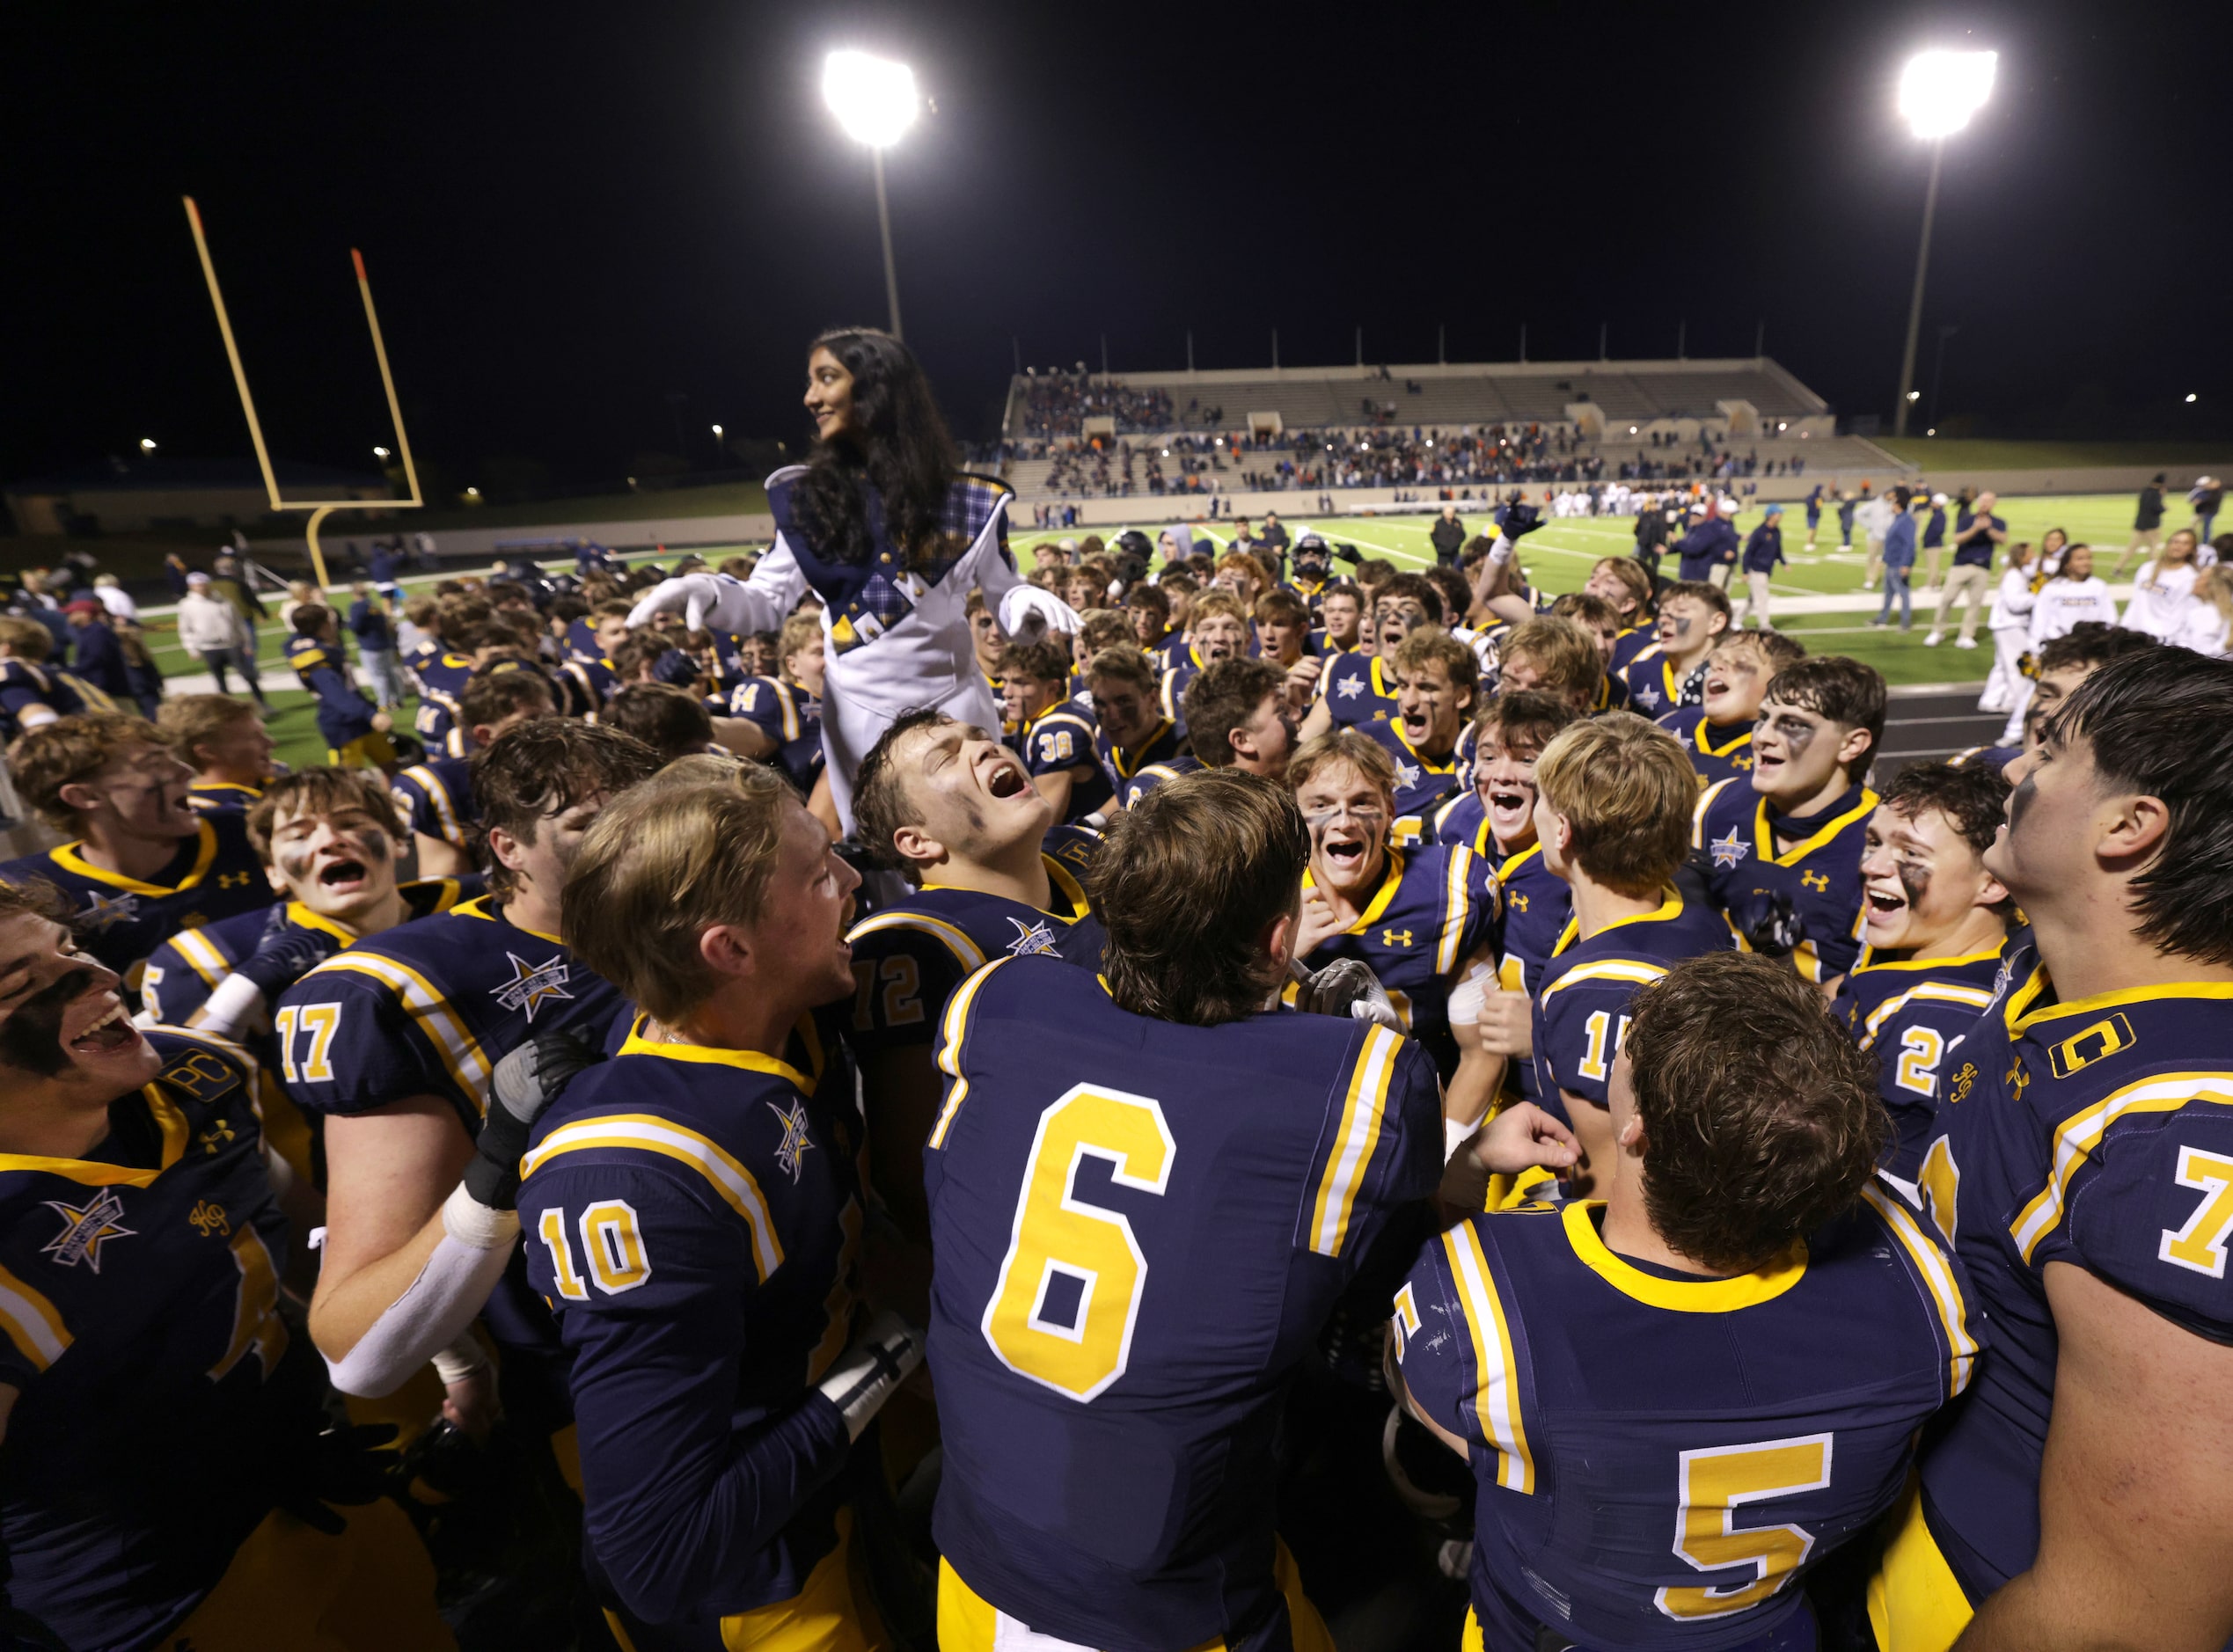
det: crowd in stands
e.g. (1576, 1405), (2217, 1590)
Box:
(1012, 367), (1176, 436)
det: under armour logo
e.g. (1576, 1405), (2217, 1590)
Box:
(216, 871), (254, 889)
(2004, 1056), (2030, 1102)
(197, 1120), (236, 1156)
(1801, 871), (1829, 893)
(1381, 928), (1413, 948)
(1509, 892), (1529, 913)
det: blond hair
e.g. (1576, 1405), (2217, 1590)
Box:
(1286, 727), (1399, 803)
(8, 713), (174, 831)
(157, 693), (260, 766)
(560, 764), (793, 1020)
(1500, 616), (1604, 705)
(1533, 713), (1695, 895)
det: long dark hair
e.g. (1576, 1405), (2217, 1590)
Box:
(790, 328), (959, 570)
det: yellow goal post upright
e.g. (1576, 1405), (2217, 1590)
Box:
(182, 194), (423, 590)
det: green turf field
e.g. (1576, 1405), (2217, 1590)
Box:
(1011, 490), (2185, 689)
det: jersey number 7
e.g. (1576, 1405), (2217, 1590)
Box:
(981, 1085), (1175, 1404)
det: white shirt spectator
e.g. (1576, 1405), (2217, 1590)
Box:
(2120, 559), (2197, 641)
(92, 577), (136, 621)
(176, 588), (246, 654)
(1987, 564), (2037, 632)
(2029, 574), (2118, 647)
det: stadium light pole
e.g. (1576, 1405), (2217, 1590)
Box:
(823, 49), (919, 342)
(1893, 50), (1995, 437)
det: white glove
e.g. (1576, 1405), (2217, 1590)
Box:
(627, 574), (751, 636)
(1000, 585), (1082, 641)
(816, 1309), (925, 1441)
(1447, 961), (1496, 1027)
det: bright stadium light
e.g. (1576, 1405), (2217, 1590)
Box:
(2188, 392), (2200, 404)
(824, 49), (919, 340)
(139, 437), (157, 453)
(1900, 50), (1996, 139)
(1893, 49), (1995, 437)
(373, 445), (391, 460)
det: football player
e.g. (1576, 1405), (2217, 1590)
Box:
(1086, 646), (1187, 802)
(846, 710), (1109, 1239)
(557, 598), (633, 708)
(1438, 692), (1583, 1107)
(1184, 656), (1297, 781)
(144, 766), (475, 1059)
(1309, 580), (1365, 658)
(724, 610), (830, 798)
(284, 721), (659, 1470)
(1123, 581), (1177, 658)
(1878, 651), (2233, 1651)
(0, 713), (272, 983)
(285, 603), (395, 770)
(0, 880), (450, 1648)
(1493, 617), (1604, 716)
(1655, 629), (1806, 789)
(409, 609), (484, 757)
(1582, 555), (1657, 674)
(1365, 628), (1476, 838)
(1545, 590), (1635, 713)
(1254, 588), (1327, 708)
(925, 770), (1574, 1649)
(1531, 715), (1732, 1189)
(1001, 637), (1110, 822)
(518, 765), (920, 1647)
(1158, 588), (1253, 727)
(1395, 953), (1975, 1652)
(0, 615), (88, 742)
(1833, 762), (2012, 1183)
(157, 692), (277, 815)
(1693, 656), (1886, 992)
(1149, 571), (1200, 670)
(391, 663), (557, 879)
(1290, 730), (1501, 1127)
(1620, 581), (1731, 716)
(1300, 573), (1445, 738)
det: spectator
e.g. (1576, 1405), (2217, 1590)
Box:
(1671, 501), (1739, 587)
(176, 570), (268, 708)
(2189, 473), (2222, 544)
(2115, 471), (2168, 577)
(347, 581), (403, 708)
(1925, 487), (2003, 649)
(62, 600), (133, 703)
(1736, 504), (1786, 630)
(2170, 563), (2233, 655)
(89, 574), (136, 623)
(1918, 491), (1948, 592)
(2120, 527), (2202, 642)
(1429, 505), (1467, 567)
(114, 621), (164, 719)
(162, 552), (193, 600)
(278, 578), (323, 633)
(1837, 488), (1858, 554)
(1856, 486), (1896, 590)
(367, 537), (407, 602)
(1871, 496), (1921, 632)
(207, 554), (267, 659)
(1978, 541), (2039, 723)
(2029, 543), (2117, 653)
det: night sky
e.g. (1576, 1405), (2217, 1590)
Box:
(9, 0), (2228, 493)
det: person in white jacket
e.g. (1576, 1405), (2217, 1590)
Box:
(173, 571), (267, 707)
(2120, 527), (2203, 641)
(1857, 488), (1898, 589)
(1996, 544), (2116, 744)
(1979, 539), (2039, 720)
(626, 329), (1076, 829)
(2167, 563), (2233, 657)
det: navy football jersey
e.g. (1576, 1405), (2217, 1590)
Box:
(1608, 625), (1655, 676)
(1621, 646), (1703, 717)
(142, 877), (478, 1028)
(1011, 703), (1111, 822)
(1116, 755), (1203, 810)
(1587, 670), (1636, 716)
(1156, 658), (1201, 732)
(1094, 718), (1186, 797)
(1832, 946), (2004, 1181)
(1290, 843), (1497, 1076)
(1431, 809), (1570, 1103)
(0, 1028), (332, 1650)
(284, 632), (378, 749)
(1318, 651), (1399, 727)
(186, 778), (265, 816)
(0, 659), (86, 742)
(925, 957), (1443, 1650)
(517, 1017), (869, 1636)
(410, 649), (478, 757)
(1915, 967), (2233, 1600)
(390, 755), (477, 852)
(277, 894), (630, 1354)
(0, 813), (272, 983)
(1694, 779), (1878, 986)
(845, 850), (1107, 1055)
(1532, 889), (1733, 1121)
(1657, 706), (1757, 789)
(1362, 719), (1462, 837)
(559, 655), (621, 717)
(1396, 1191), (1975, 1650)
(727, 676), (825, 795)
(1947, 742), (2018, 773)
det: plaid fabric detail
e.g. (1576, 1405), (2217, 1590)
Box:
(849, 475), (1011, 626)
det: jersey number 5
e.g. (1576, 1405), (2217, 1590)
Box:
(1655, 1434), (1833, 1620)
(982, 1085), (1175, 1403)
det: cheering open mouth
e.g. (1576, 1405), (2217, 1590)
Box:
(318, 857), (370, 895)
(67, 997), (141, 1058)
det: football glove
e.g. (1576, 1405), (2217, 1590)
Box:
(1736, 889), (1807, 959)
(816, 1310), (924, 1442)
(466, 1028), (604, 1210)
(235, 907), (342, 1001)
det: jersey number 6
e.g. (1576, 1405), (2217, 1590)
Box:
(981, 1085), (1175, 1403)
